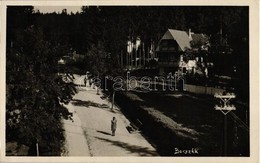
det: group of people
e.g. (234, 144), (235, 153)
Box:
(84, 75), (93, 87)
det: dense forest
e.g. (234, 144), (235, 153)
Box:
(6, 6), (249, 155)
(7, 6), (249, 76)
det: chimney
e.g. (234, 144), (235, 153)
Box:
(188, 28), (192, 40)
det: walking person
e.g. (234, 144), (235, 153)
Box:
(89, 78), (92, 87)
(84, 76), (87, 87)
(111, 117), (117, 136)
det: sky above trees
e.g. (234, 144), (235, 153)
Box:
(34, 6), (81, 14)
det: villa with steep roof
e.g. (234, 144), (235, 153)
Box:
(156, 29), (209, 75)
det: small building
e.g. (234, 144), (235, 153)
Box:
(71, 51), (85, 61)
(58, 55), (73, 65)
(156, 29), (209, 75)
(58, 51), (85, 65)
(58, 58), (65, 65)
(156, 29), (191, 75)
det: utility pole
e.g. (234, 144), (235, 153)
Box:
(135, 48), (138, 67)
(214, 92), (236, 156)
(126, 52), (129, 69)
(111, 91), (115, 111)
(96, 72), (100, 95)
(36, 140), (39, 156)
(130, 50), (132, 70)
(245, 110), (248, 125)
(142, 42), (145, 67)
(139, 48), (141, 67)
(121, 50), (123, 66)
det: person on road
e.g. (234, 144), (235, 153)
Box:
(111, 117), (117, 136)
(84, 76), (87, 87)
(89, 78), (92, 87)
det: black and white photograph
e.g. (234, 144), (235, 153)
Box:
(1, 1), (259, 163)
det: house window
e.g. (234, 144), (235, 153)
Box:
(168, 40), (177, 51)
(160, 40), (168, 50)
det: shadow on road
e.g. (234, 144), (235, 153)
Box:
(71, 99), (109, 108)
(96, 130), (111, 136)
(95, 136), (158, 156)
(71, 99), (122, 114)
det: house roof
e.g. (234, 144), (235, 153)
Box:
(157, 29), (191, 51)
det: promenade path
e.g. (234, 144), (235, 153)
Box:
(62, 75), (158, 156)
